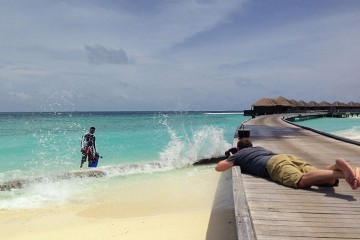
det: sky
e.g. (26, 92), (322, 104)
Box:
(1, 0), (360, 112)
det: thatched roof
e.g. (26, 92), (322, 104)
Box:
(307, 101), (319, 107)
(289, 99), (299, 106)
(346, 101), (360, 107)
(252, 97), (360, 108)
(253, 96), (297, 107)
(332, 101), (346, 106)
(252, 97), (276, 106)
(347, 101), (356, 107)
(318, 101), (331, 107)
(296, 100), (308, 107)
(273, 96), (295, 106)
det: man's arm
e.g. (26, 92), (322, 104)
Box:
(93, 136), (96, 152)
(215, 159), (234, 172)
(81, 134), (87, 148)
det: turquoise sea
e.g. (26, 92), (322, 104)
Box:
(295, 116), (360, 141)
(1, 112), (359, 210)
(0, 111), (247, 209)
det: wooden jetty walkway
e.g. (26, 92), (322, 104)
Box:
(207, 114), (360, 240)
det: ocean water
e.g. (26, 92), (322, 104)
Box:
(0, 111), (247, 209)
(295, 116), (360, 141)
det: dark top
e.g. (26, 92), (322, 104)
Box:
(226, 146), (276, 178)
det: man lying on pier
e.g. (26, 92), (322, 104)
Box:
(215, 138), (360, 190)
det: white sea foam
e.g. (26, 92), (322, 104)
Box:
(333, 126), (360, 141)
(0, 177), (90, 210)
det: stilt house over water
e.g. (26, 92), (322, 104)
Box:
(244, 96), (360, 117)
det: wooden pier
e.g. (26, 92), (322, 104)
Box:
(208, 114), (360, 240)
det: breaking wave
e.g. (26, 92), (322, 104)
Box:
(332, 126), (360, 141)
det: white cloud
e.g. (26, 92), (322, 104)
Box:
(85, 45), (132, 65)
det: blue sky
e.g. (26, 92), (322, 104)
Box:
(0, 0), (359, 111)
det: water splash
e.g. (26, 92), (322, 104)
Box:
(333, 126), (360, 141)
(158, 118), (231, 168)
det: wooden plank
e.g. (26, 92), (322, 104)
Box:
(253, 225), (360, 233)
(251, 206), (360, 214)
(250, 211), (360, 220)
(256, 236), (343, 240)
(255, 230), (359, 238)
(254, 220), (360, 228)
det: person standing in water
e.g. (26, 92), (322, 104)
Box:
(80, 127), (96, 169)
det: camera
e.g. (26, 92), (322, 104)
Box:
(225, 147), (237, 158)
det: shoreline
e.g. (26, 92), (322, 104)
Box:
(0, 166), (224, 240)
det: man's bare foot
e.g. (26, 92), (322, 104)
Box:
(354, 167), (360, 189)
(335, 158), (357, 190)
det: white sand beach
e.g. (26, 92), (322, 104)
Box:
(0, 166), (226, 240)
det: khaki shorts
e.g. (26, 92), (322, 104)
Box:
(266, 154), (317, 188)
